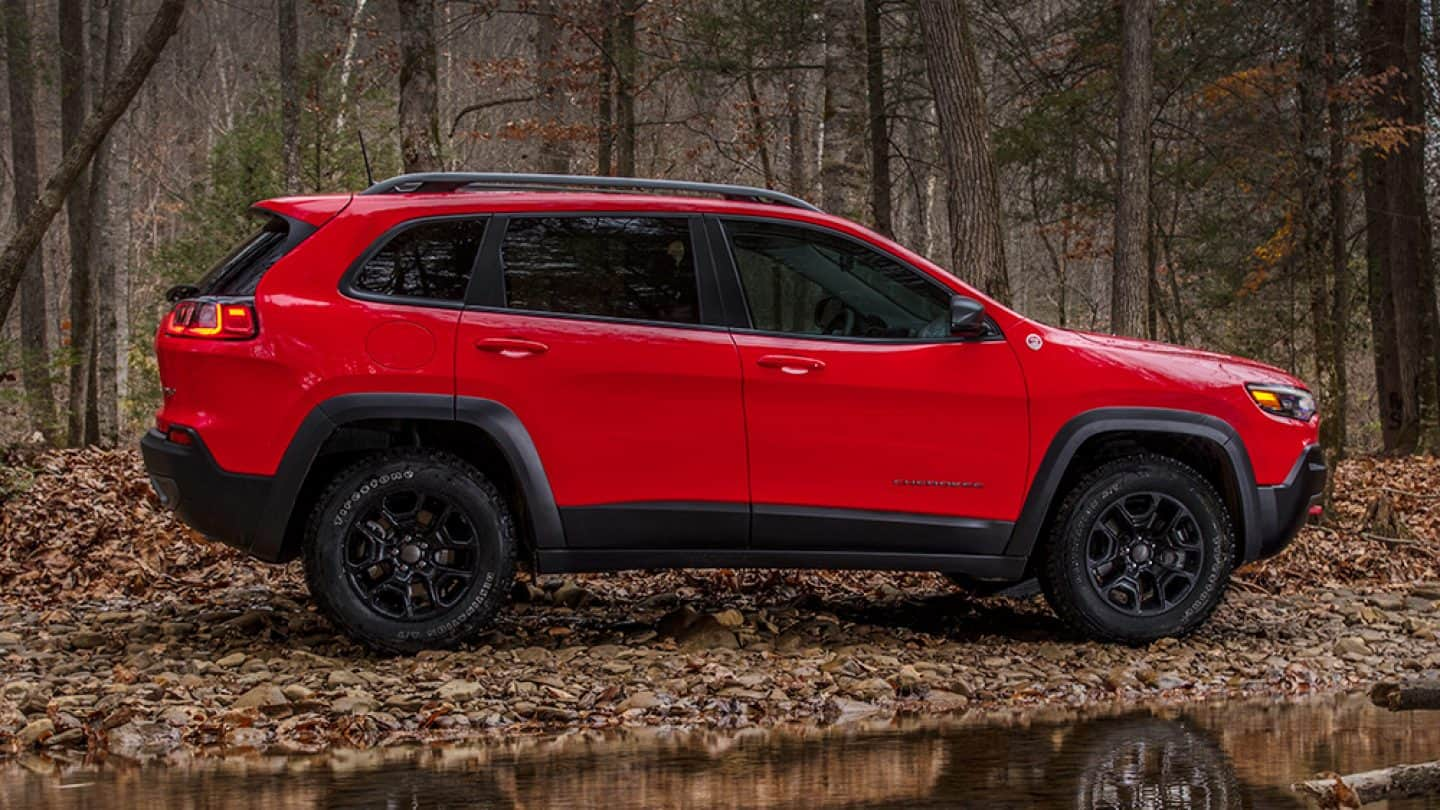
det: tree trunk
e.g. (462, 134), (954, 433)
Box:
(1371, 680), (1440, 711)
(535, 0), (569, 174)
(1299, 0), (1341, 467)
(0, 0), (187, 334)
(743, 72), (775, 188)
(1110, 0), (1153, 338)
(60, 0), (94, 446)
(786, 75), (805, 198)
(87, 0), (128, 445)
(2, 0), (57, 441)
(278, 0), (301, 191)
(613, 0), (638, 176)
(397, 0), (441, 172)
(820, 0), (866, 222)
(333, 0), (367, 134)
(863, 0), (891, 236)
(596, 0), (614, 176)
(1324, 0), (1349, 459)
(917, 0), (1010, 303)
(1360, 0), (1436, 453)
(1295, 762), (1440, 807)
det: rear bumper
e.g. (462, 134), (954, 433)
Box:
(140, 429), (277, 559)
(1247, 444), (1325, 562)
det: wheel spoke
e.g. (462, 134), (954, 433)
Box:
(1109, 576), (1145, 614)
(1085, 491), (1207, 618)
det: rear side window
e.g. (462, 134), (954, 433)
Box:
(353, 218), (487, 302)
(501, 216), (699, 325)
(196, 215), (310, 296)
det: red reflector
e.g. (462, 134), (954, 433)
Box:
(163, 299), (257, 340)
(1308, 505), (1323, 517)
(166, 427), (194, 446)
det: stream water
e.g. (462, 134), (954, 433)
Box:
(3, 693), (1438, 808)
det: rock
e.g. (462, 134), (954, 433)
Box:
(70, 631), (107, 649)
(437, 680), (486, 702)
(513, 647), (551, 664)
(108, 722), (180, 760)
(619, 690), (662, 711)
(849, 677), (896, 700)
(534, 706), (579, 722)
(552, 581), (590, 608)
(924, 689), (969, 712)
(332, 691), (376, 714)
(224, 726), (269, 749)
(677, 615), (738, 649)
(17, 718), (54, 747)
(45, 728), (86, 748)
(158, 706), (196, 726)
(1334, 637), (1370, 657)
(1412, 583), (1440, 601)
(282, 684), (315, 702)
(216, 652), (246, 668)
(232, 684), (288, 710)
(828, 697), (884, 723)
(327, 670), (364, 687)
(657, 606), (700, 638)
(713, 609), (745, 628)
(1367, 593), (1407, 611)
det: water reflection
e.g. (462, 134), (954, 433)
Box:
(5, 695), (1439, 809)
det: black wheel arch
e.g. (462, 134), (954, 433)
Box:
(1005, 407), (1261, 564)
(253, 393), (563, 564)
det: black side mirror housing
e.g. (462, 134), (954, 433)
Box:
(949, 295), (987, 338)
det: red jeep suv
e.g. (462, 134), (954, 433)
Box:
(141, 172), (1324, 653)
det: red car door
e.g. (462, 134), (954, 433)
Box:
(715, 217), (1030, 555)
(455, 214), (749, 549)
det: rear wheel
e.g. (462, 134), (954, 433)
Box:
(303, 449), (516, 654)
(1039, 454), (1233, 644)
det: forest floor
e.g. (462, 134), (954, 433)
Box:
(1, 448), (1439, 760)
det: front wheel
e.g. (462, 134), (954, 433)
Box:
(1039, 454), (1234, 644)
(303, 449), (516, 654)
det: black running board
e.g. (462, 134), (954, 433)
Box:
(535, 549), (1028, 579)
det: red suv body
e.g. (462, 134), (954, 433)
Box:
(142, 173), (1324, 651)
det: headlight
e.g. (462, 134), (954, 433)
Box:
(1246, 383), (1316, 421)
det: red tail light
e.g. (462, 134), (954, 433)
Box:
(163, 300), (257, 339)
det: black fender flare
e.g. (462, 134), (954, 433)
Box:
(250, 393), (564, 561)
(1002, 407), (1261, 562)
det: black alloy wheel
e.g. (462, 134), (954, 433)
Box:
(1040, 454), (1234, 644)
(1083, 492), (1205, 616)
(344, 489), (483, 621)
(304, 449), (516, 654)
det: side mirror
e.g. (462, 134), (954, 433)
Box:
(949, 295), (987, 338)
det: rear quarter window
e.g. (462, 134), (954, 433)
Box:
(349, 217), (488, 303)
(196, 215), (314, 296)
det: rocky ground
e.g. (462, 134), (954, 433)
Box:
(2, 448), (1440, 761)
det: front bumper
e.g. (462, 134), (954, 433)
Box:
(1248, 444), (1325, 562)
(140, 428), (276, 557)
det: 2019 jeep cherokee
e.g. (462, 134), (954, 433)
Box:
(141, 172), (1325, 653)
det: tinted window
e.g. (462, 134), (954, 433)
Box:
(724, 220), (951, 339)
(353, 218), (486, 301)
(502, 216), (699, 324)
(196, 216), (306, 296)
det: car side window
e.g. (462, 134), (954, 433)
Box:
(353, 217), (486, 302)
(722, 219), (952, 339)
(501, 216), (700, 325)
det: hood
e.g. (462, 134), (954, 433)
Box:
(1067, 330), (1305, 388)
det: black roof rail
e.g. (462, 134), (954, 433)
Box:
(359, 172), (822, 212)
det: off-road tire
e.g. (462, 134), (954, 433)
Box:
(1039, 454), (1234, 644)
(303, 449), (516, 654)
